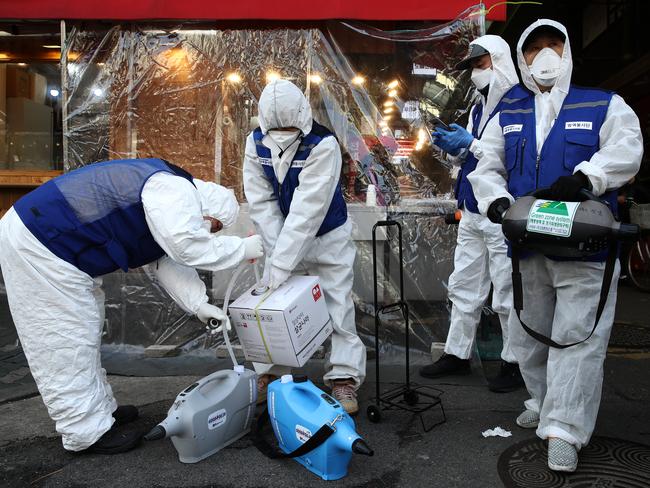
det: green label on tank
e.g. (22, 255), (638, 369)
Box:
(536, 201), (569, 216)
(526, 199), (580, 237)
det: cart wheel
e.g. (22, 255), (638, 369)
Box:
(403, 389), (419, 406)
(367, 405), (382, 423)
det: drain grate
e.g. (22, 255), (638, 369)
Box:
(498, 437), (650, 487)
(610, 323), (650, 348)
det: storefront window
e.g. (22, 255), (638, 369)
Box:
(57, 8), (483, 348)
(0, 22), (63, 171)
(63, 9), (482, 205)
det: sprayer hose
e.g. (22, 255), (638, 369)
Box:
(220, 261), (262, 368)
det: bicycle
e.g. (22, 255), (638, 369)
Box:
(627, 203), (650, 292)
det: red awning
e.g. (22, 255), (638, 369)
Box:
(0, 1), (506, 22)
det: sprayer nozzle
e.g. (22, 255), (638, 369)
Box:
(352, 438), (374, 456)
(143, 424), (167, 441)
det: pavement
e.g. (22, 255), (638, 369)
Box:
(1, 283), (649, 487)
(1, 352), (649, 488)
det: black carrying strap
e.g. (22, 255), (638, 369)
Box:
(253, 408), (335, 459)
(511, 242), (618, 349)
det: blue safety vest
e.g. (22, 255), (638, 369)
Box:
(455, 103), (490, 214)
(253, 122), (347, 237)
(499, 83), (616, 261)
(14, 158), (195, 277)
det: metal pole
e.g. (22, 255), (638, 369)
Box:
(60, 20), (68, 170)
(126, 27), (135, 158)
(372, 225), (380, 407)
(396, 222), (410, 388)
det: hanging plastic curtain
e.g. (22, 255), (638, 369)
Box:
(55, 4), (484, 360)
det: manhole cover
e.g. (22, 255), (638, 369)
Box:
(610, 323), (650, 348)
(498, 437), (650, 487)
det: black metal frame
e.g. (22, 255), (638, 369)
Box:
(368, 220), (446, 432)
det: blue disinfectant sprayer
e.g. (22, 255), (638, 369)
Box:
(144, 262), (258, 463)
(260, 374), (373, 480)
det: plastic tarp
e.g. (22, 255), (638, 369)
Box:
(1, 5), (485, 369)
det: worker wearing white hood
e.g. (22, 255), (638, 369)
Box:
(0, 159), (264, 454)
(243, 80), (366, 415)
(420, 35), (523, 393)
(420, 35), (523, 392)
(469, 20), (642, 472)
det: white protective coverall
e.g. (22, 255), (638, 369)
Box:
(469, 19), (643, 448)
(243, 80), (366, 388)
(445, 35), (519, 362)
(0, 174), (247, 451)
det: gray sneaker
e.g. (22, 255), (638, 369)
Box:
(516, 409), (540, 428)
(548, 438), (578, 472)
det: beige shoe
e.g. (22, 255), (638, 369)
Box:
(257, 374), (277, 405)
(331, 379), (359, 415)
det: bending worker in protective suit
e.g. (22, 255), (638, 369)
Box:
(469, 20), (642, 471)
(419, 35), (524, 393)
(0, 158), (264, 454)
(243, 79), (366, 414)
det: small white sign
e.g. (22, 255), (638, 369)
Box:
(295, 424), (312, 443)
(503, 124), (523, 134)
(401, 100), (421, 121)
(412, 63), (437, 76)
(565, 121), (593, 130)
(526, 199), (580, 237)
(207, 409), (227, 430)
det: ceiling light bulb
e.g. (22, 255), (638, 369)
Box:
(226, 72), (242, 83)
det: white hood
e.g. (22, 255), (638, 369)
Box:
(257, 79), (313, 135)
(193, 178), (239, 228)
(517, 19), (572, 115)
(469, 35), (519, 132)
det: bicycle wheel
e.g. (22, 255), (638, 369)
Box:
(627, 238), (650, 292)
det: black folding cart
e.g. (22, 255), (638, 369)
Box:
(366, 220), (446, 432)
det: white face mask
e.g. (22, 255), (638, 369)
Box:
(471, 67), (493, 91)
(268, 130), (300, 151)
(529, 47), (562, 87)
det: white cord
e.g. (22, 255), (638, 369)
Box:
(221, 260), (262, 368)
(254, 261), (261, 283)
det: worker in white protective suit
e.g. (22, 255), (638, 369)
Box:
(419, 35), (524, 393)
(0, 158), (264, 454)
(469, 20), (642, 471)
(243, 80), (366, 415)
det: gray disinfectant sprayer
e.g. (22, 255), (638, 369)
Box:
(144, 263), (258, 463)
(501, 188), (639, 348)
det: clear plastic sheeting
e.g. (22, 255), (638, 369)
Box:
(48, 6), (485, 359)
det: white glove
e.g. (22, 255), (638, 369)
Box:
(197, 302), (227, 324)
(196, 303), (232, 334)
(269, 266), (291, 290)
(243, 235), (264, 261)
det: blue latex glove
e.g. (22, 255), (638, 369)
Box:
(432, 123), (474, 156)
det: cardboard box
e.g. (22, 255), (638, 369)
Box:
(229, 275), (332, 367)
(30, 72), (47, 104)
(6, 97), (53, 169)
(6, 66), (30, 99)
